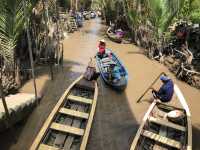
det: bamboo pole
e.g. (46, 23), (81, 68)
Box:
(76, 0), (78, 11)
(71, 0), (73, 10)
(23, 0), (38, 103)
(42, 0), (54, 80)
(137, 72), (166, 103)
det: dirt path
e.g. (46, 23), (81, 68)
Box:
(0, 18), (200, 150)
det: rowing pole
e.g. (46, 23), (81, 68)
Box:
(136, 72), (166, 103)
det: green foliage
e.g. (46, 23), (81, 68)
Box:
(57, 0), (70, 10)
(0, 0), (38, 67)
(190, 9), (200, 23)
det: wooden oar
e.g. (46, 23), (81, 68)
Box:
(137, 72), (166, 103)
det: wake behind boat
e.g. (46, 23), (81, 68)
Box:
(30, 75), (98, 150)
(130, 84), (192, 150)
(96, 49), (128, 90)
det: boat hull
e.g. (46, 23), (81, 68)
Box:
(30, 75), (98, 150)
(130, 84), (192, 150)
(106, 29), (122, 43)
(96, 50), (128, 91)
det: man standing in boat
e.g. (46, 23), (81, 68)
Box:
(151, 75), (174, 103)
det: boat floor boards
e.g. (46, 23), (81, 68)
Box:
(30, 76), (98, 150)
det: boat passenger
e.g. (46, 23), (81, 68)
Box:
(97, 39), (106, 58)
(152, 75), (174, 103)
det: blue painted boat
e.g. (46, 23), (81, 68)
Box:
(96, 49), (128, 90)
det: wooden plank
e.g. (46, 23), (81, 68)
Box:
(59, 108), (89, 119)
(38, 144), (60, 150)
(80, 82), (98, 150)
(142, 130), (181, 149)
(64, 105), (85, 150)
(68, 95), (92, 104)
(130, 101), (157, 150)
(149, 116), (186, 132)
(153, 115), (168, 150)
(75, 79), (95, 90)
(30, 76), (83, 150)
(54, 105), (77, 147)
(50, 122), (84, 136)
(53, 117), (72, 147)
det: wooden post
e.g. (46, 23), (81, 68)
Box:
(75, 0), (78, 11)
(0, 40), (10, 127)
(23, 0), (38, 103)
(42, 0), (54, 80)
(70, 0), (73, 10)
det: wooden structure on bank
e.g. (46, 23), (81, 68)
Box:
(30, 75), (98, 150)
(130, 84), (192, 150)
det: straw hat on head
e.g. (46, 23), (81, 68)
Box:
(100, 39), (106, 43)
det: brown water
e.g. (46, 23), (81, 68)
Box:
(0, 18), (200, 150)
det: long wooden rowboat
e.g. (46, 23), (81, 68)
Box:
(30, 75), (98, 150)
(130, 84), (192, 150)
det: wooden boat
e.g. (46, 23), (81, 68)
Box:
(106, 28), (122, 43)
(30, 75), (98, 150)
(130, 84), (192, 150)
(96, 50), (128, 90)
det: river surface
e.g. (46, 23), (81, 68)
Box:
(0, 18), (200, 150)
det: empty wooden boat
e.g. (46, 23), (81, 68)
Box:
(130, 84), (192, 150)
(30, 75), (98, 150)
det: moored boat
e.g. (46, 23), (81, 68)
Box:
(30, 75), (98, 150)
(130, 84), (192, 150)
(106, 28), (122, 43)
(96, 50), (128, 90)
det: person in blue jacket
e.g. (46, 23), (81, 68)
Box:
(152, 75), (174, 103)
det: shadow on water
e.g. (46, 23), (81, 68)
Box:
(87, 77), (139, 150)
(192, 124), (200, 150)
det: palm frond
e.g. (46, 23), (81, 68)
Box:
(0, 0), (38, 67)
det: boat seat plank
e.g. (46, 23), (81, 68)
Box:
(59, 108), (89, 119)
(38, 144), (60, 150)
(142, 130), (181, 149)
(68, 95), (92, 104)
(149, 116), (186, 132)
(75, 79), (95, 90)
(54, 105), (78, 147)
(50, 122), (84, 136)
(64, 105), (85, 150)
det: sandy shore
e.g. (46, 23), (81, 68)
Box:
(0, 18), (200, 150)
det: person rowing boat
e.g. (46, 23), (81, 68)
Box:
(151, 75), (174, 103)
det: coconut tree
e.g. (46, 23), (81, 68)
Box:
(0, 0), (39, 94)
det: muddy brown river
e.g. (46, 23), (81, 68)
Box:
(0, 18), (200, 150)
